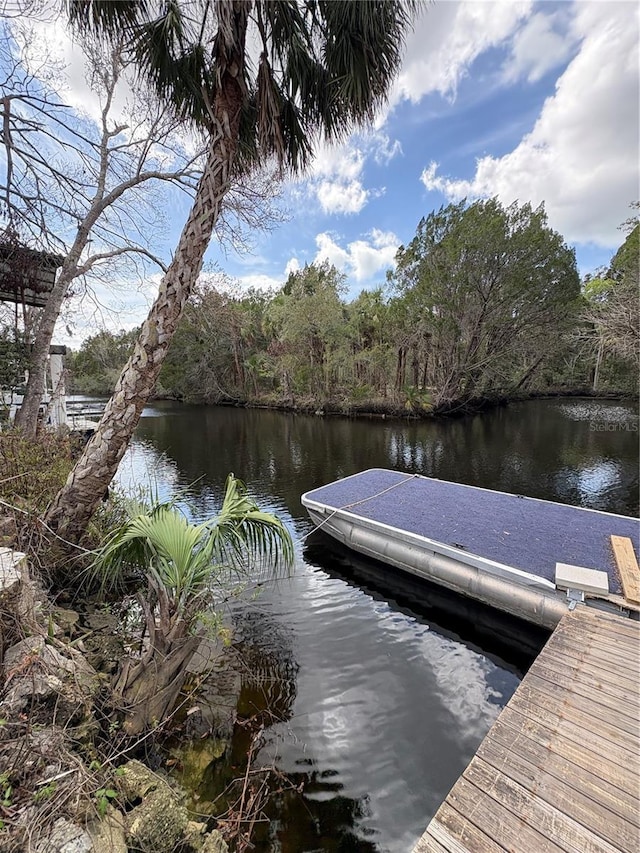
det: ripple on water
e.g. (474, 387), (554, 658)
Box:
(117, 400), (638, 851)
(226, 563), (520, 852)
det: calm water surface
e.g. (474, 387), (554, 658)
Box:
(116, 398), (638, 853)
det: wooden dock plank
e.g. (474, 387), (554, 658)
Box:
(598, 592), (640, 616)
(413, 607), (640, 853)
(424, 803), (540, 853)
(552, 605), (640, 638)
(555, 625), (640, 658)
(501, 702), (639, 773)
(529, 636), (640, 698)
(541, 623), (640, 669)
(507, 686), (638, 756)
(509, 680), (639, 742)
(463, 758), (630, 853)
(488, 713), (640, 816)
(477, 736), (640, 850)
(523, 670), (640, 732)
(413, 830), (452, 853)
(537, 641), (638, 689)
(611, 535), (640, 604)
(556, 623), (639, 660)
(547, 623), (640, 666)
(570, 603), (640, 634)
(498, 706), (640, 794)
(533, 652), (639, 703)
(447, 775), (567, 853)
(558, 624), (640, 665)
(570, 631), (640, 660)
(536, 647), (639, 699)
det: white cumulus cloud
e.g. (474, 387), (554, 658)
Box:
(317, 180), (369, 215)
(303, 142), (370, 215)
(369, 131), (403, 165)
(420, 2), (639, 247)
(392, 0), (532, 105)
(285, 257), (300, 276)
(503, 8), (577, 83)
(314, 233), (351, 271)
(300, 129), (401, 216)
(236, 273), (283, 292)
(312, 143), (364, 182)
(314, 230), (399, 283)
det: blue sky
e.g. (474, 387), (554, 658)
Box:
(204, 0), (638, 303)
(7, 0), (639, 340)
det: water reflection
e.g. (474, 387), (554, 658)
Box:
(116, 438), (183, 503)
(224, 565), (519, 852)
(114, 397), (638, 852)
(120, 398), (639, 520)
(309, 535), (548, 674)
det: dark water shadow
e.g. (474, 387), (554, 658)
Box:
(304, 531), (549, 677)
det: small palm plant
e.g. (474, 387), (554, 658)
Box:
(93, 474), (293, 735)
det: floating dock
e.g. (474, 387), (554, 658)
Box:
(301, 469), (640, 628)
(414, 605), (640, 853)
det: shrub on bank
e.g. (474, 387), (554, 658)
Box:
(0, 429), (78, 576)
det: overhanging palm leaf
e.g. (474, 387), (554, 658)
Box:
(92, 474), (293, 605)
(206, 473), (294, 571)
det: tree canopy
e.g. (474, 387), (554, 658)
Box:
(582, 219), (639, 387)
(70, 200), (640, 414)
(388, 198), (581, 403)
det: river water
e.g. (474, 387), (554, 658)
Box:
(115, 397), (638, 853)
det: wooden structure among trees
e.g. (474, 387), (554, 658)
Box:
(0, 243), (63, 308)
(414, 605), (640, 853)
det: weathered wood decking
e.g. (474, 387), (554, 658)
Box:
(414, 605), (640, 853)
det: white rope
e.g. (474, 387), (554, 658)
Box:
(301, 473), (420, 543)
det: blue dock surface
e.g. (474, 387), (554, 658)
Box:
(304, 469), (640, 596)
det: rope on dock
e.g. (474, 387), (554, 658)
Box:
(302, 473), (420, 542)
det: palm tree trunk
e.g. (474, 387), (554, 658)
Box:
(115, 635), (202, 736)
(46, 78), (245, 542)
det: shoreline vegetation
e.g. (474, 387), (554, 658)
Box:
(150, 386), (639, 420)
(0, 431), (293, 853)
(66, 215), (639, 416)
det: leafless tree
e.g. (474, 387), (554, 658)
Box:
(1, 24), (204, 434)
(2, 18), (287, 435)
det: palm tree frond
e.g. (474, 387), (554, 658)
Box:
(90, 473), (293, 601)
(65, 0), (151, 38)
(66, 1), (418, 169)
(206, 473), (294, 573)
(318, 0), (416, 137)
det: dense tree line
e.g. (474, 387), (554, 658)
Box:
(69, 329), (140, 396)
(67, 199), (638, 412)
(581, 218), (639, 391)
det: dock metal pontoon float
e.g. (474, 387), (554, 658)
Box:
(301, 469), (640, 628)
